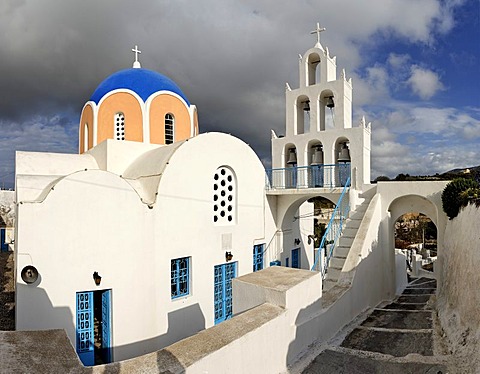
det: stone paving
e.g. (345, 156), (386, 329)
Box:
(303, 277), (450, 373)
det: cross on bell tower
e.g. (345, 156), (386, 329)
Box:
(310, 23), (326, 47)
(132, 45), (142, 68)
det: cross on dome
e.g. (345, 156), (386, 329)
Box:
(310, 23), (326, 47)
(132, 45), (142, 68)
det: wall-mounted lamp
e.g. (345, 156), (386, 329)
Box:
(225, 251), (233, 262)
(294, 238), (301, 246)
(93, 271), (102, 286)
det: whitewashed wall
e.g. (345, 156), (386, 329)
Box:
(438, 203), (480, 373)
(15, 133), (277, 361)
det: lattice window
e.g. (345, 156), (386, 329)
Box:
(253, 244), (264, 272)
(165, 113), (174, 144)
(114, 112), (125, 140)
(213, 167), (236, 225)
(171, 257), (190, 299)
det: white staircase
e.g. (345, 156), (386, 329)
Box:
(323, 196), (372, 291)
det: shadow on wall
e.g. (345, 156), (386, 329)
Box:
(16, 283), (75, 338)
(286, 239), (385, 367)
(113, 303), (206, 362)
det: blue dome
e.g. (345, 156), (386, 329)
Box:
(90, 68), (190, 105)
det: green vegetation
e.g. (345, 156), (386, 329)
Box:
(441, 178), (480, 220)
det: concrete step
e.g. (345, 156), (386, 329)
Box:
(338, 236), (354, 247)
(345, 217), (361, 229)
(349, 209), (366, 220)
(342, 227), (358, 237)
(323, 278), (336, 291)
(333, 245), (349, 258)
(329, 256), (346, 269)
(325, 266), (342, 281)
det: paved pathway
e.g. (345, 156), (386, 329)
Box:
(303, 277), (449, 373)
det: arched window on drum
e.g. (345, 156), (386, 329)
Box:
(165, 113), (174, 144)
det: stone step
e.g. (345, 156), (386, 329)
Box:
(341, 327), (434, 357)
(302, 348), (447, 374)
(397, 295), (432, 304)
(402, 288), (436, 295)
(360, 309), (432, 330)
(380, 302), (432, 311)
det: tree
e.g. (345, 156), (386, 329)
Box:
(442, 178), (480, 219)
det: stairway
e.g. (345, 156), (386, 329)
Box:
(323, 196), (371, 291)
(303, 277), (449, 373)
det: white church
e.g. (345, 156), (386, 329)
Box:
(13, 28), (449, 370)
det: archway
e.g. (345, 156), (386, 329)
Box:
(273, 192), (342, 271)
(388, 195), (439, 293)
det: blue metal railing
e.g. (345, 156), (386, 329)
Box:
(266, 164), (350, 190)
(311, 177), (351, 278)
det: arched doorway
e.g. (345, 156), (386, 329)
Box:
(388, 195), (439, 294)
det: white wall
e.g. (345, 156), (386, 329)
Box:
(15, 133), (277, 362)
(438, 203), (480, 373)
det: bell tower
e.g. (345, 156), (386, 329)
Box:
(271, 24), (371, 190)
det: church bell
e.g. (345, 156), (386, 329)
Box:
(326, 96), (335, 108)
(303, 100), (310, 112)
(286, 148), (297, 165)
(338, 142), (351, 163)
(311, 145), (323, 166)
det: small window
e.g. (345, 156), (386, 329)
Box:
(171, 257), (190, 299)
(213, 166), (237, 225)
(83, 123), (89, 152)
(114, 112), (125, 140)
(253, 244), (265, 272)
(165, 113), (174, 144)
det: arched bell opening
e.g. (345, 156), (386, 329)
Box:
(319, 90), (335, 131)
(334, 137), (351, 187)
(284, 144), (298, 188)
(307, 141), (324, 188)
(296, 95), (311, 135)
(307, 52), (321, 86)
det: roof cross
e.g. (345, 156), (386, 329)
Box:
(310, 23), (326, 46)
(132, 45), (142, 68)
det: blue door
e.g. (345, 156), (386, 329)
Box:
(101, 290), (112, 364)
(76, 291), (94, 366)
(214, 262), (237, 325)
(292, 248), (300, 268)
(76, 289), (112, 366)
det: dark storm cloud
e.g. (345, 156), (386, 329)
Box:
(0, 0), (475, 188)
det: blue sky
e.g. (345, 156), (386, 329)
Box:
(0, 0), (479, 189)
